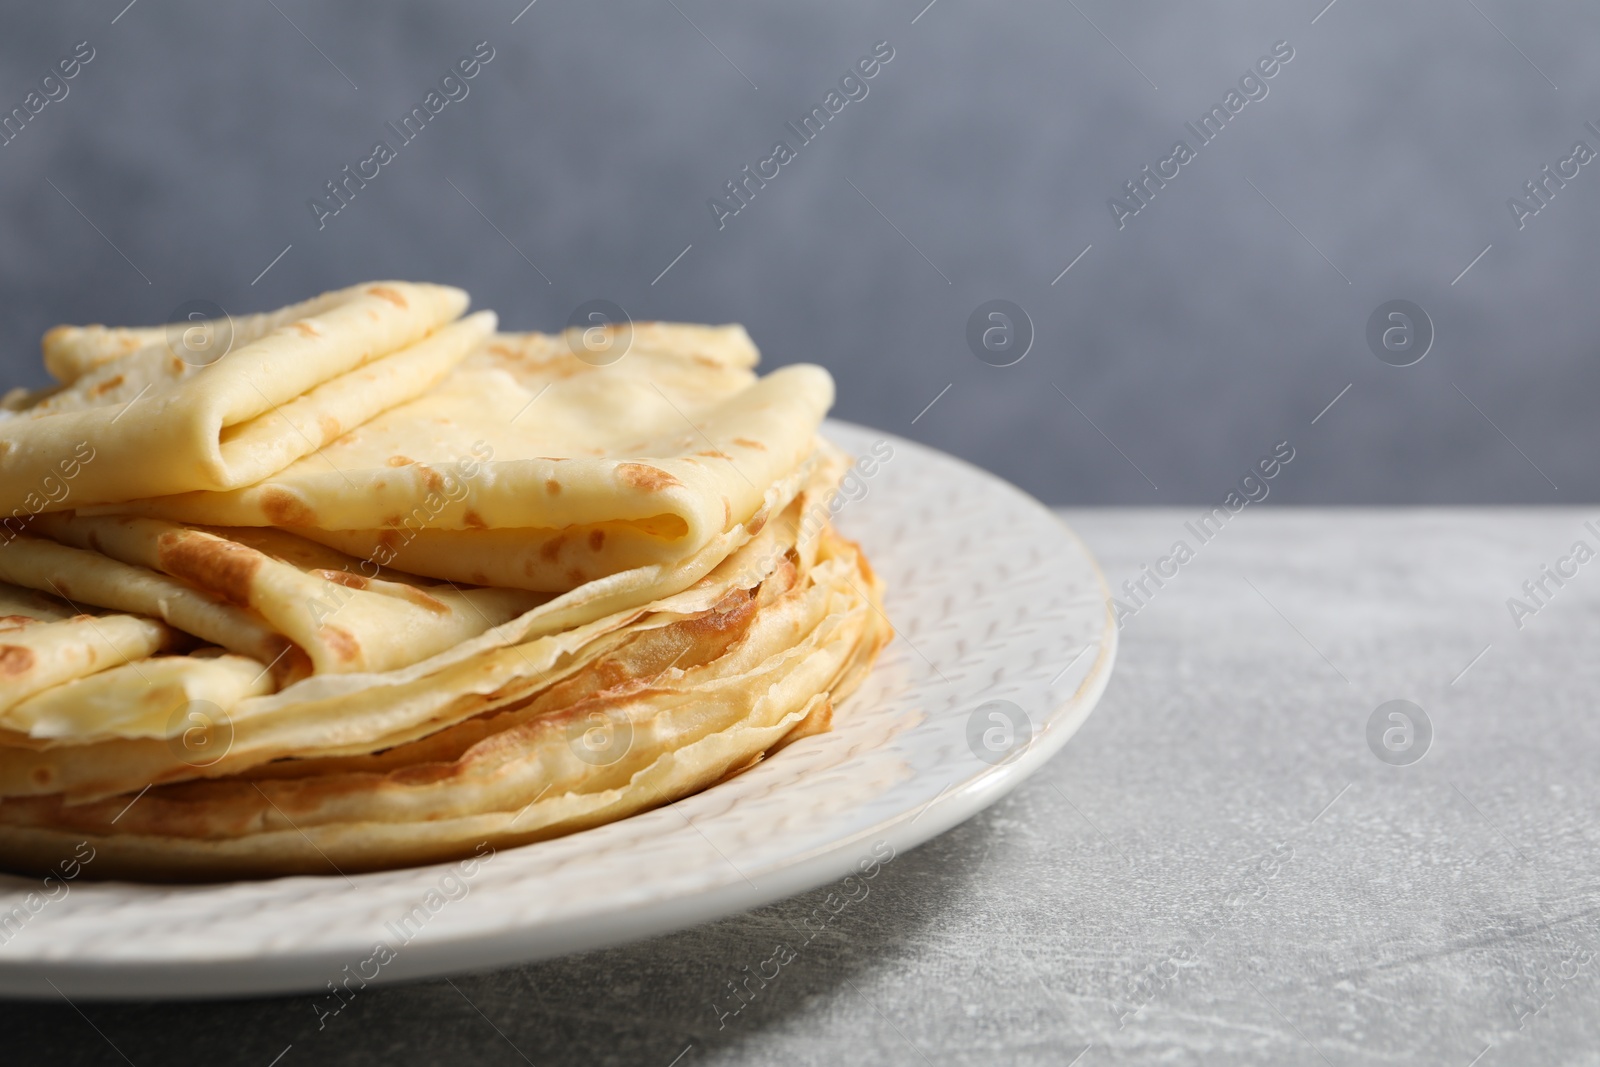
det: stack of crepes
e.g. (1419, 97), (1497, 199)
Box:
(0, 282), (889, 881)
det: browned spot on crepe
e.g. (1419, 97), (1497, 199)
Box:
(93, 374), (125, 396)
(268, 641), (312, 689)
(157, 533), (262, 608)
(319, 625), (361, 662)
(464, 511), (487, 529)
(293, 322), (320, 339)
(0, 645), (36, 676)
(616, 464), (680, 492)
(732, 437), (766, 451)
(367, 286), (408, 309)
(588, 529), (606, 551)
(419, 466), (445, 493)
(261, 488), (315, 527)
(682, 587), (759, 639)
(319, 416), (341, 442)
(545, 478), (562, 496)
(540, 534), (567, 562)
(695, 449), (732, 461)
(387, 455), (414, 467)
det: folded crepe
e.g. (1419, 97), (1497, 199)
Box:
(0, 525), (888, 880)
(0, 282), (486, 517)
(0, 582), (176, 714)
(18, 512), (541, 676)
(39, 286), (361, 386)
(0, 283), (889, 884)
(0, 444), (843, 802)
(95, 324), (836, 592)
(3, 652), (274, 742)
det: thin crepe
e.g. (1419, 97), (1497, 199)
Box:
(0, 285), (892, 884)
(3, 653), (274, 741)
(0, 283), (485, 516)
(97, 326), (835, 591)
(41, 287), (356, 386)
(0, 582), (175, 714)
(0, 445), (843, 802)
(0, 533), (303, 681)
(3, 513), (543, 680)
(0, 524), (890, 880)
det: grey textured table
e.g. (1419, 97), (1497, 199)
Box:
(6, 509), (1598, 1066)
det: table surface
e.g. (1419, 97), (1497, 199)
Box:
(7, 508), (1599, 1067)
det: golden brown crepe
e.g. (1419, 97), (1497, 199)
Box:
(95, 325), (835, 592)
(0, 526), (887, 880)
(40, 287), (358, 386)
(0, 582), (176, 715)
(4, 653), (274, 742)
(23, 512), (542, 676)
(0, 444), (842, 803)
(1, 282), (484, 516)
(0, 284), (888, 883)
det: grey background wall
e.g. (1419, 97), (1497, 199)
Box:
(0, 0), (1593, 504)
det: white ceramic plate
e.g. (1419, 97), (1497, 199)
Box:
(0, 421), (1114, 1000)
